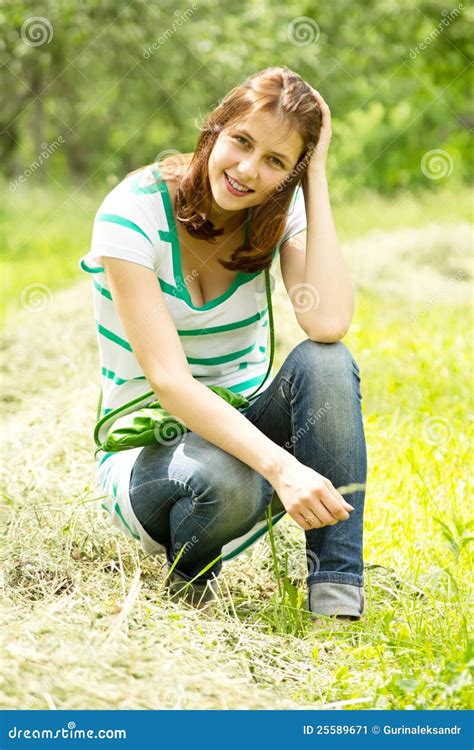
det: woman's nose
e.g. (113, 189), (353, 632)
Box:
(237, 160), (258, 184)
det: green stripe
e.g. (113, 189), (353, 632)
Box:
(225, 372), (267, 394)
(177, 308), (268, 336)
(222, 512), (286, 561)
(94, 277), (268, 336)
(98, 452), (115, 467)
(158, 278), (180, 298)
(157, 278), (269, 334)
(93, 279), (112, 300)
(97, 322), (257, 366)
(96, 213), (153, 246)
(114, 502), (140, 539)
(153, 164), (263, 311)
(80, 258), (104, 274)
(186, 341), (257, 366)
(101, 367), (147, 386)
(96, 323), (132, 352)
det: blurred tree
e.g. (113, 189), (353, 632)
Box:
(1, 0), (471, 192)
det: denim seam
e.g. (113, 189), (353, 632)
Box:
(308, 572), (364, 586)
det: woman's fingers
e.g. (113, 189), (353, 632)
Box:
(318, 484), (352, 520)
(324, 479), (354, 511)
(305, 503), (335, 526)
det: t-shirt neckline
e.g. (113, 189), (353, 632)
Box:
(153, 164), (257, 312)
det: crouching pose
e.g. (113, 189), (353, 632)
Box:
(80, 66), (367, 621)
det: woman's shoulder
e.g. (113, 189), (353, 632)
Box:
(155, 152), (194, 200)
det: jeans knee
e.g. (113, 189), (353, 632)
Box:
(192, 453), (264, 533)
(293, 338), (360, 383)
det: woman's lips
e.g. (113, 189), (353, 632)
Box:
(224, 171), (254, 196)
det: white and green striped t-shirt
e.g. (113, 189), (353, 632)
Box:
(79, 163), (306, 559)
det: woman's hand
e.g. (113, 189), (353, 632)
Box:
(306, 86), (332, 175)
(271, 454), (354, 531)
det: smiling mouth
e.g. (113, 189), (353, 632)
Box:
(224, 171), (255, 193)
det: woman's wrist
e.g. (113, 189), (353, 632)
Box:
(259, 444), (298, 487)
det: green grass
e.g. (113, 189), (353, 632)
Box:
(1, 178), (471, 321)
(1, 183), (472, 709)
(262, 292), (473, 708)
(332, 180), (472, 243)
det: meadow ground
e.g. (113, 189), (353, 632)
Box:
(1, 184), (472, 709)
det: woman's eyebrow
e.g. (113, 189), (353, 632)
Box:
(234, 128), (291, 164)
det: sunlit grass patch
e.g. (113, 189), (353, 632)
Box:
(1, 204), (472, 708)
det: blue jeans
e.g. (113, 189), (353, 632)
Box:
(129, 339), (367, 617)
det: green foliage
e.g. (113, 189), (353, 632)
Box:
(1, 0), (471, 193)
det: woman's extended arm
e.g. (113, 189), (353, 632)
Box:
(103, 257), (353, 530)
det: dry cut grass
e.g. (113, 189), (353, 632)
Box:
(1, 223), (472, 709)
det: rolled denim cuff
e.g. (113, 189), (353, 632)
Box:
(308, 581), (365, 619)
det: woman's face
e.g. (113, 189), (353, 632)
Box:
(208, 109), (304, 214)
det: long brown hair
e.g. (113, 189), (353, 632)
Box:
(159, 66), (322, 274)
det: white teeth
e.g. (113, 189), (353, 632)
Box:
(226, 173), (251, 192)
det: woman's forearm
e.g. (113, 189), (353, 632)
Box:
(157, 374), (293, 486)
(303, 169), (354, 332)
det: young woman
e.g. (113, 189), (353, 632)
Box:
(80, 66), (367, 620)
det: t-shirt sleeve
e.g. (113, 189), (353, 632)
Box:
(79, 186), (161, 274)
(280, 184), (307, 245)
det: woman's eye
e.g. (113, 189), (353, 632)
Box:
(233, 136), (283, 168)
